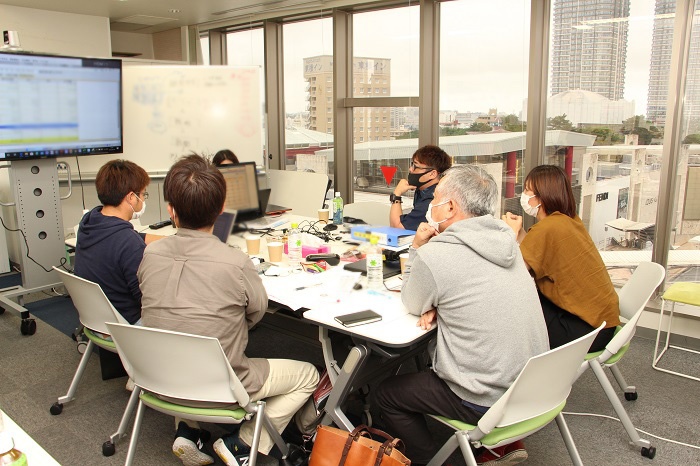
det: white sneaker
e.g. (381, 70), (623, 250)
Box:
(173, 436), (214, 466)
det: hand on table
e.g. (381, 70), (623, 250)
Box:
(417, 308), (437, 330)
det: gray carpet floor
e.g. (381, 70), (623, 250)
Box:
(1, 302), (699, 466)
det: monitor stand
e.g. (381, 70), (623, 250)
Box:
(0, 159), (69, 335)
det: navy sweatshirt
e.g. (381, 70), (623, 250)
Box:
(74, 207), (146, 324)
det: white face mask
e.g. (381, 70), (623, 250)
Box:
(426, 199), (450, 231)
(520, 192), (540, 217)
(129, 194), (146, 220)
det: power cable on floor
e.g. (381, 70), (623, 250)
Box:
(563, 411), (700, 450)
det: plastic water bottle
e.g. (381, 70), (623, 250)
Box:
(366, 235), (384, 290)
(0, 432), (27, 466)
(288, 223), (302, 267)
(332, 192), (344, 225)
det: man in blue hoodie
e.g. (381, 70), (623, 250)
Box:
(74, 159), (161, 325)
(375, 165), (549, 466)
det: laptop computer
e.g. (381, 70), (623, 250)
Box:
(343, 258), (401, 279)
(218, 162), (288, 230)
(258, 188), (291, 215)
(212, 210), (238, 243)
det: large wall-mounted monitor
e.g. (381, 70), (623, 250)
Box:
(0, 51), (123, 161)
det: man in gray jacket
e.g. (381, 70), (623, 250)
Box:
(375, 165), (548, 466)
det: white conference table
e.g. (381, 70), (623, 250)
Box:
(224, 214), (433, 431)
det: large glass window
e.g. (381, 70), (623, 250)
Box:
(199, 35), (210, 65)
(675, 2), (700, 283)
(439, 0), (530, 217)
(226, 28), (266, 164)
(544, 0), (666, 284)
(283, 17), (333, 171)
(350, 6), (419, 203)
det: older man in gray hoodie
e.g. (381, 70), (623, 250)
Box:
(375, 165), (548, 466)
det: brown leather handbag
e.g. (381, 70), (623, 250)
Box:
(309, 425), (411, 466)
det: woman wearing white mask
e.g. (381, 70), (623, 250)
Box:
(502, 164), (619, 352)
(74, 160), (163, 325)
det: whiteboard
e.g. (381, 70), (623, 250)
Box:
(62, 65), (263, 173)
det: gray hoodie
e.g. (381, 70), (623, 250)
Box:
(402, 214), (549, 407)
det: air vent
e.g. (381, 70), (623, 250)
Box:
(111, 15), (177, 32)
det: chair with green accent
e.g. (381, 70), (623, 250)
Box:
(425, 323), (604, 466)
(49, 267), (129, 417)
(575, 261), (665, 460)
(105, 322), (291, 466)
(653, 280), (700, 381)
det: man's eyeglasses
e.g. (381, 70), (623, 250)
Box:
(137, 191), (149, 200)
(410, 162), (436, 172)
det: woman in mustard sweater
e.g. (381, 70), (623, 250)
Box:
(503, 165), (619, 352)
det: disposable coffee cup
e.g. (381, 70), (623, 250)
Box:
(267, 242), (284, 263)
(245, 235), (261, 255)
(318, 208), (330, 223)
(399, 253), (409, 275)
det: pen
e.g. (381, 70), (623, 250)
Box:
(296, 283), (321, 291)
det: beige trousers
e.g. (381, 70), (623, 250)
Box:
(239, 359), (320, 454)
(173, 359), (319, 454)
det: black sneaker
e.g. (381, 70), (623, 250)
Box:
(213, 432), (279, 466)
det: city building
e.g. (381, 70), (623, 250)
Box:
(647, 0), (700, 127)
(303, 55), (392, 143)
(522, 90), (635, 125)
(550, 0), (630, 101)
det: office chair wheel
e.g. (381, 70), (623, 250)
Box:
(102, 440), (116, 457)
(20, 318), (36, 336)
(49, 402), (63, 415)
(641, 446), (656, 459)
(625, 391), (638, 401)
(77, 341), (88, 354)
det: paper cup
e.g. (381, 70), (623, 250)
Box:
(245, 235), (261, 255)
(318, 208), (330, 223)
(399, 253), (409, 275)
(267, 241), (284, 263)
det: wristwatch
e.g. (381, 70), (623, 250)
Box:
(389, 193), (403, 204)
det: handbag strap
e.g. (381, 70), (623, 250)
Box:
(338, 425), (368, 466)
(375, 439), (407, 466)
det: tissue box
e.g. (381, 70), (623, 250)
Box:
(283, 243), (331, 257)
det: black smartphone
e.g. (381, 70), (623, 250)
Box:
(334, 310), (382, 327)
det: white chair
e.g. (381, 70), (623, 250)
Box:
(576, 261), (665, 459)
(343, 202), (391, 226)
(49, 267), (129, 416)
(105, 322), (291, 466)
(426, 324), (605, 466)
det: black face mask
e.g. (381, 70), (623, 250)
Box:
(408, 171), (432, 189)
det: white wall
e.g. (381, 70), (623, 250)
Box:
(111, 31), (154, 59)
(0, 4), (112, 265)
(0, 4), (110, 57)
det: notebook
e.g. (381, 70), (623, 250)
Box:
(343, 259), (401, 279)
(212, 210), (238, 243)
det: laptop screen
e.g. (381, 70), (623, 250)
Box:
(212, 210), (238, 243)
(218, 162), (260, 216)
